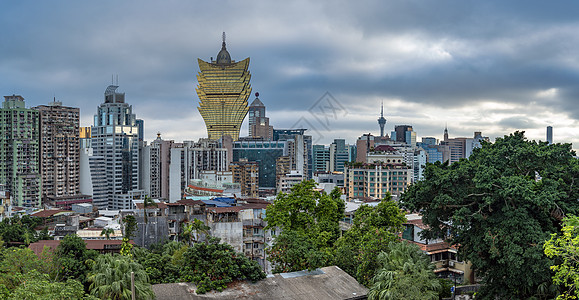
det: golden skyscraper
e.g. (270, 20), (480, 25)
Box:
(196, 33), (252, 141)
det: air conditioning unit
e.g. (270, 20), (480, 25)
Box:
(449, 261), (455, 267)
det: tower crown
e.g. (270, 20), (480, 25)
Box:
(216, 32), (232, 65)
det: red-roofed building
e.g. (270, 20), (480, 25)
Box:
(29, 239), (135, 255)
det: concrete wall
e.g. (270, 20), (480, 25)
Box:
(210, 221), (243, 253)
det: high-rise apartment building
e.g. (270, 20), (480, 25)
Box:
(345, 162), (411, 200)
(356, 134), (375, 163)
(0, 95), (41, 207)
(312, 145), (330, 173)
(168, 139), (229, 202)
(547, 126), (553, 144)
(230, 159), (259, 197)
(196, 33), (252, 141)
(273, 129), (312, 179)
(248, 93), (273, 139)
(329, 139), (350, 172)
(142, 133), (174, 200)
(35, 100), (80, 204)
(91, 85), (141, 209)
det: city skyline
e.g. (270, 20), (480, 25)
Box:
(0, 1), (578, 151)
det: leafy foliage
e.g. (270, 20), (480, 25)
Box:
(100, 228), (114, 240)
(8, 270), (93, 300)
(265, 180), (345, 272)
(368, 242), (441, 300)
(0, 216), (43, 246)
(401, 132), (579, 299)
(0, 247), (93, 299)
(267, 230), (332, 273)
(133, 242), (181, 284)
(182, 218), (210, 245)
(121, 215), (137, 257)
(88, 254), (154, 300)
(122, 215), (137, 240)
(544, 215), (579, 300)
(180, 237), (265, 294)
(55, 234), (98, 285)
(334, 197), (406, 286)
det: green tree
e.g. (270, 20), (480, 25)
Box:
(0, 247), (56, 291)
(334, 197), (406, 286)
(100, 228), (114, 240)
(401, 132), (579, 299)
(267, 230), (331, 273)
(180, 237), (265, 294)
(121, 215), (137, 257)
(132, 243), (181, 284)
(265, 181), (345, 271)
(544, 215), (579, 300)
(122, 215), (137, 240)
(182, 218), (210, 245)
(8, 270), (94, 300)
(0, 216), (42, 246)
(368, 241), (440, 300)
(88, 254), (154, 300)
(56, 234), (98, 285)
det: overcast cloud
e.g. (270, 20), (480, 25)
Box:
(0, 1), (577, 151)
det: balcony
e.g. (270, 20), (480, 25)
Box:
(242, 219), (264, 228)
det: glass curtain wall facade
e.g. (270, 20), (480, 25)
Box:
(91, 85), (140, 209)
(196, 36), (252, 141)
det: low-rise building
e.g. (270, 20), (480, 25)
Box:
(402, 214), (475, 284)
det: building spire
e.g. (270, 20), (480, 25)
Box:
(378, 101), (387, 137)
(381, 101), (384, 117)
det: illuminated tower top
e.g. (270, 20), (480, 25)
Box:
(196, 33), (252, 141)
(378, 102), (386, 137)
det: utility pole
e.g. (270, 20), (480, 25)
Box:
(131, 271), (136, 300)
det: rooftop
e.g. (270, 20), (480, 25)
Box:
(152, 266), (367, 300)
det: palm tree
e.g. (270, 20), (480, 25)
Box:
(182, 218), (210, 245)
(88, 254), (155, 300)
(100, 228), (114, 240)
(368, 241), (441, 300)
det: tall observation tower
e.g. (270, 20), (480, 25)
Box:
(196, 32), (252, 140)
(378, 102), (387, 137)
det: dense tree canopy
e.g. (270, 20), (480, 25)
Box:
(544, 215), (579, 300)
(180, 237), (265, 294)
(368, 241), (440, 300)
(56, 234), (98, 285)
(401, 132), (579, 299)
(265, 180), (345, 272)
(0, 247), (93, 299)
(0, 216), (44, 246)
(334, 197), (406, 286)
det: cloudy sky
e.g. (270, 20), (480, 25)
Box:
(1, 1), (578, 151)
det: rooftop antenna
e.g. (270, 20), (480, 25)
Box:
(116, 74), (118, 85)
(111, 74), (114, 85)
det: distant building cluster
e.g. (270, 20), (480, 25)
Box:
(0, 34), (556, 275)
